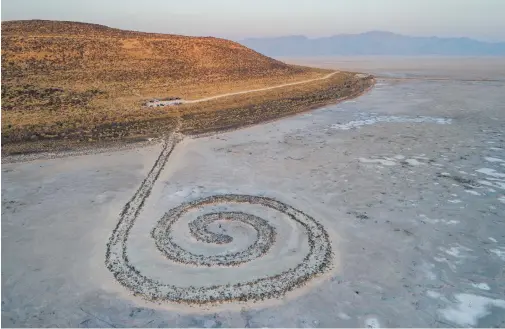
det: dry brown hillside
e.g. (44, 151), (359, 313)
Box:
(1, 20), (373, 154)
(2, 20), (308, 96)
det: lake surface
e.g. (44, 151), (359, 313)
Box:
(280, 56), (505, 80)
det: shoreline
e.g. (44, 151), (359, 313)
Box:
(188, 77), (375, 140)
(2, 75), (375, 163)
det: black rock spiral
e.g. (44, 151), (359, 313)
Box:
(105, 136), (333, 304)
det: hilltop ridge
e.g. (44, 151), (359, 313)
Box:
(2, 20), (303, 87)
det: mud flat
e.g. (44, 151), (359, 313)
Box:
(2, 59), (505, 327)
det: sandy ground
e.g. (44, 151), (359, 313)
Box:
(2, 58), (505, 327)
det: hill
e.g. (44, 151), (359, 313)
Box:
(1, 19), (313, 106)
(240, 31), (505, 56)
(1, 20), (373, 154)
(2, 20), (306, 86)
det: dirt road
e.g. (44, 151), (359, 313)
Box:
(146, 71), (341, 107)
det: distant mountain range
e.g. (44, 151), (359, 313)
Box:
(240, 31), (505, 56)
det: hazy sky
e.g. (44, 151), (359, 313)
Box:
(2, 0), (505, 42)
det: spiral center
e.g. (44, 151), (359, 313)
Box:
(153, 208), (277, 267)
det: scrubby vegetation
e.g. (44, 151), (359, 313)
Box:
(1, 20), (372, 155)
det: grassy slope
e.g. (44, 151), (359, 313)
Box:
(1, 20), (373, 154)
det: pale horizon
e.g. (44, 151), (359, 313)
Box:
(2, 0), (505, 42)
